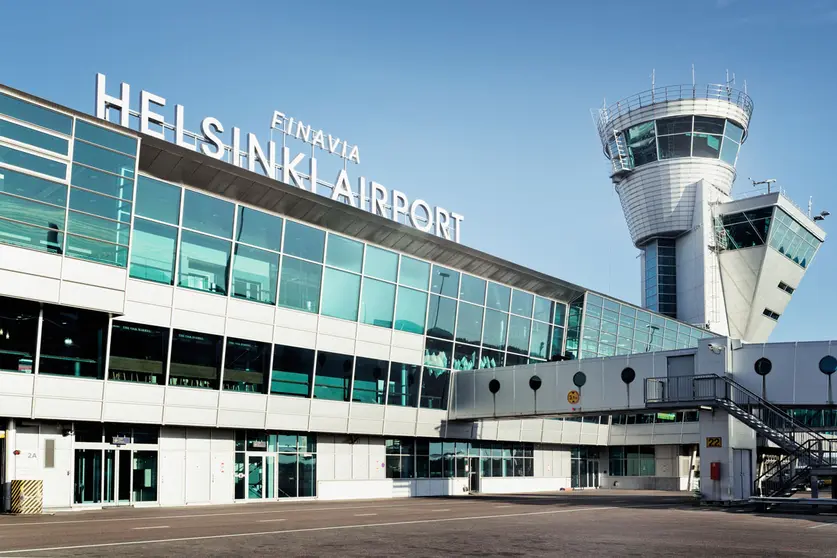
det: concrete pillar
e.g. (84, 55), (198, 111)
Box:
(2, 418), (14, 512)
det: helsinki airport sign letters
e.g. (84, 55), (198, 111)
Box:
(94, 73), (463, 242)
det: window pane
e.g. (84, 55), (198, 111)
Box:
(479, 348), (504, 368)
(505, 353), (528, 366)
(656, 116), (692, 135)
(453, 344), (479, 371)
(424, 338), (452, 370)
(420, 368), (450, 409)
(530, 321), (550, 359)
(720, 138), (739, 165)
(231, 244), (279, 305)
(455, 302), (483, 345)
(364, 245), (397, 282)
(73, 141), (135, 178)
(39, 306), (108, 379)
(278, 256), (322, 313)
(387, 362), (419, 407)
(511, 290), (534, 317)
(66, 235), (127, 267)
(108, 322), (168, 385)
(486, 282), (510, 311)
(692, 133), (721, 158)
(0, 118), (68, 155)
(0, 217), (63, 253)
(67, 210), (130, 245)
(178, 230), (231, 295)
(0, 296), (38, 374)
(0, 166), (66, 206)
(353, 356), (387, 404)
(271, 345), (314, 397)
(533, 297), (552, 323)
(693, 116), (725, 135)
(135, 176), (179, 224)
(399, 256), (429, 290)
(658, 134), (692, 159)
(130, 218), (177, 285)
(283, 220), (324, 262)
(360, 277), (395, 328)
(0, 191), (65, 229)
(235, 206), (281, 252)
(459, 274), (486, 305)
(0, 144), (66, 179)
(482, 309), (508, 350)
(326, 234), (363, 273)
(313, 350), (353, 401)
(321, 267), (360, 321)
(430, 265), (459, 298)
(169, 330), (222, 389)
(625, 121), (657, 167)
(71, 163), (134, 201)
(74, 121), (137, 156)
(724, 120), (745, 142)
(223, 338), (270, 393)
(182, 190), (234, 238)
(69, 188), (131, 222)
(550, 326), (564, 360)
(0, 92), (72, 135)
(427, 295), (456, 340)
(394, 286), (427, 335)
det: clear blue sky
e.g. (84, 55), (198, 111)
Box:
(2, 0), (835, 342)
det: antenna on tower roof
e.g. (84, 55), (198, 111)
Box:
(691, 64), (695, 87)
(744, 79), (748, 95)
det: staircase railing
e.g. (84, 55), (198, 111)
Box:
(645, 374), (837, 497)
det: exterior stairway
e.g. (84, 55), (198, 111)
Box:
(645, 374), (837, 499)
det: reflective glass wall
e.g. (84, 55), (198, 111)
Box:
(642, 238), (676, 318)
(619, 115), (744, 170)
(0, 91), (138, 266)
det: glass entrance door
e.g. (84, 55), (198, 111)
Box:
(587, 460), (599, 488)
(102, 449), (132, 505)
(247, 455), (265, 499)
(74, 449), (102, 504)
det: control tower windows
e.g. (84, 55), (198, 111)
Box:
(719, 207), (773, 250)
(643, 239), (677, 318)
(625, 122), (657, 167)
(769, 209), (822, 269)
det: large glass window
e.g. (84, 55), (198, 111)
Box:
(69, 188), (131, 223)
(530, 321), (550, 359)
(0, 92), (73, 135)
(67, 210), (130, 245)
(321, 267), (361, 321)
(283, 221), (324, 262)
(278, 256), (322, 313)
(455, 302), (483, 345)
(430, 265), (459, 298)
(130, 219), (177, 285)
(459, 274), (486, 305)
(271, 345), (315, 397)
(65, 235), (127, 267)
(0, 296), (38, 374)
(169, 330), (222, 389)
(39, 306), (108, 379)
(399, 256), (429, 290)
(719, 207), (773, 250)
(182, 190), (234, 238)
(769, 209), (821, 269)
(394, 286), (427, 334)
(453, 344), (479, 371)
(624, 121), (657, 167)
(387, 362), (419, 407)
(352, 357), (387, 404)
(692, 133), (722, 159)
(135, 176), (180, 224)
(0, 144), (66, 179)
(223, 338), (270, 393)
(313, 351), (353, 401)
(75, 121), (137, 156)
(0, 118), (69, 155)
(486, 282), (510, 311)
(658, 133), (692, 159)
(533, 296), (553, 323)
(420, 368), (450, 409)
(482, 309), (508, 351)
(235, 206), (282, 252)
(326, 234), (363, 273)
(108, 322), (168, 385)
(71, 164), (133, 201)
(511, 290), (534, 317)
(0, 173), (66, 229)
(360, 277), (395, 328)
(427, 295), (456, 340)
(364, 246), (398, 282)
(73, 142), (135, 179)
(231, 244), (279, 305)
(424, 338), (452, 371)
(178, 230), (231, 295)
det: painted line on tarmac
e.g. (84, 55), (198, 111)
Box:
(0, 506), (616, 555)
(132, 526), (169, 531)
(432, 509), (451, 512)
(494, 505), (515, 508)
(0, 500), (481, 529)
(258, 519), (287, 523)
(354, 513), (377, 517)
(809, 522), (837, 529)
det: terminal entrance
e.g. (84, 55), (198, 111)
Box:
(571, 447), (600, 489)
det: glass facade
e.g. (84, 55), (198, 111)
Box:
(643, 238), (676, 317)
(768, 208), (821, 269)
(617, 116), (743, 170)
(234, 430), (316, 499)
(386, 438), (534, 479)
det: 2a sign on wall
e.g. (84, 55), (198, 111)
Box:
(705, 437), (723, 448)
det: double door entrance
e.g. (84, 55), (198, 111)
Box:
(234, 452), (316, 500)
(74, 448), (158, 505)
(571, 458), (600, 489)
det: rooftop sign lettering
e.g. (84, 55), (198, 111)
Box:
(94, 73), (463, 242)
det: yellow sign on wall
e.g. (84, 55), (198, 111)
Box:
(705, 437), (723, 448)
(567, 390), (580, 404)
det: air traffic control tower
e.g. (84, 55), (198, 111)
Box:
(595, 83), (827, 343)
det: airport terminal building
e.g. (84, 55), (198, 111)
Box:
(0, 76), (830, 510)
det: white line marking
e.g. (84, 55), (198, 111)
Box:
(809, 522), (837, 529)
(354, 513), (377, 517)
(0, 507), (616, 554)
(431, 509), (451, 512)
(494, 505), (515, 508)
(0, 501), (477, 529)
(258, 519), (287, 523)
(132, 526), (169, 530)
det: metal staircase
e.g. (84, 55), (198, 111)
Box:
(645, 374), (837, 498)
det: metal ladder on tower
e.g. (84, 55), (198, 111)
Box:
(608, 130), (631, 177)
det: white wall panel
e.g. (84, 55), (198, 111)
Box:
(59, 282), (124, 313)
(275, 307), (318, 331)
(225, 316), (273, 342)
(35, 376), (103, 399)
(33, 397), (101, 420)
(102, 402), (164, 423)
(104, 381), (164, 405)
(273, 326), (316, 349)
(354, 340), (390, 361)
(172, 308), (225, 335)
(164, 406), (217, 426)
(0, 394), (32, 417)
(0, 371), (35, 394)
(0, 243), (62, 277)
(389, 346), (422, 365)
(0, 268), (60, 303)
(226, 298), (274, 324)
(391, 331), (424, 351)
(175, 289), (227, 316)
(318, 316), (357, 339)
(316, 334), (355, 355)
(118, 301), (171, 327)
(126, 279), (174, 307)
(62, 258), (125, 291)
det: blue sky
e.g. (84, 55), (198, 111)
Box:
(2, 0), (835, 342)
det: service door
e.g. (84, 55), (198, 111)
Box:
(732, 449), (752, 500)
(185, 452), (211, 504)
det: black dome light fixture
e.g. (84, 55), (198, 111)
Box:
(489, 379), (501, 394)
(819, 355), (837, 376)
(529, 375), (542, 391)
(620, 367), (636, 385)
(573, 372), (587, 388)
(754, 357), (772, 399)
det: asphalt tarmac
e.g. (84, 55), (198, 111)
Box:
(0, 490), (835, 557)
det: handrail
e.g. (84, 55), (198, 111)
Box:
(757, 438), (837, 496)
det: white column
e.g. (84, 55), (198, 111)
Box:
(3, 418), (15, 512)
